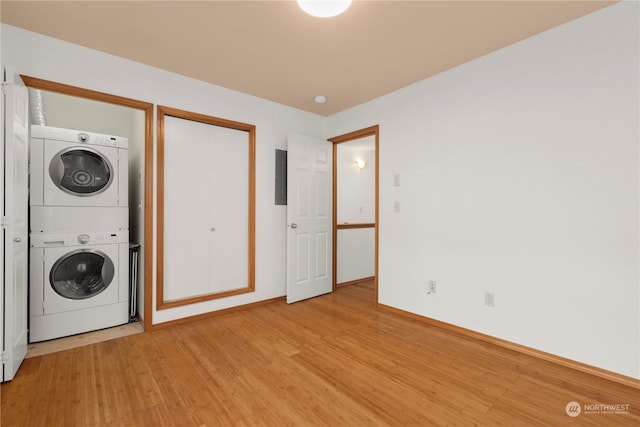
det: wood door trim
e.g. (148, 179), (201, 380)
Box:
(20, 76), (153, 111)
(337, 276), (375, 288)
(151, 296), (285, 330)
(337, 223), (375, 230)
(329, 125), (379, 304)
(21, 75), (155, 332)
(156, 105), (256, 311)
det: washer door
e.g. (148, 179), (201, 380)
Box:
(49, 147), (114, 197)
(49, 249), (115, 299)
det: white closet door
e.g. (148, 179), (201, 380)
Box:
(163, 117), (248, 301)
(2, 73), (29, 382)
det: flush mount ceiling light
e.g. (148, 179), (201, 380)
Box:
(314, 95), (327, 104)
(297, 0), (352, 18)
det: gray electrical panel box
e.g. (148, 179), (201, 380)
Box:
(275, 149), (287, 205)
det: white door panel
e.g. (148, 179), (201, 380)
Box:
(286, 132), (332, 303)
(315, 231), (329, 279)
(3, 72), (29, 382)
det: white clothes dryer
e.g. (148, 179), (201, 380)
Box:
(30, 125), (128, 208)
(29, 230), (129, 342)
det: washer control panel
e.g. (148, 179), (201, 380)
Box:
(74, 232), (120, 245)
(30, 231), (126, 247)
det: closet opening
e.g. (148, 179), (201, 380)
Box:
(21, 76), (154, 330)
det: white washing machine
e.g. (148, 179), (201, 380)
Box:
(30, 125), (128, 208)
(29, 230), (129, 342)
(30, 205), (129, 234)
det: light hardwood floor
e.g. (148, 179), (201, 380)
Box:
(1, 281), (638, 426)
(26, 322), (144, 359)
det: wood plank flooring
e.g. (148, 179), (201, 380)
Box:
(26, 322), (144, 359)
(1, 281), (638, 426)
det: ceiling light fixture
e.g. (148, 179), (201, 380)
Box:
(314, 95), (327, 104)
(297, 0), (352, 18)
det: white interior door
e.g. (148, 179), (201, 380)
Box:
(286, 132), (332, 303)
(2, 72), (29, 382)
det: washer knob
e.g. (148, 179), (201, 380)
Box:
(78, 234), (90, 244)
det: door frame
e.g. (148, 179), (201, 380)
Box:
(20, 76), (155, 331)
(329, 125), (379, 303)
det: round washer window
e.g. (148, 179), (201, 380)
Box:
(49, 148), (113, 196)
(50, 250), (115, 300)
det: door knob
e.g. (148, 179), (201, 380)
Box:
(290, 223), (298, 229)
(13, 237), (21, 243)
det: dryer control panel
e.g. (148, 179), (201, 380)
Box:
(31, 125), (128, 149)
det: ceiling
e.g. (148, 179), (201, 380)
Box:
(1, 1), (615, 116)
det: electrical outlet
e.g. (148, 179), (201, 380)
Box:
(484, 292), (495, 307)
(428, 280), (436, 294)
(393, 174), (401, 187)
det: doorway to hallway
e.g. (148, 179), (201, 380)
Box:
(329, 125), (379, 303)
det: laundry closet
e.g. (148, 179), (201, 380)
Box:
(26, 89), (145, 342)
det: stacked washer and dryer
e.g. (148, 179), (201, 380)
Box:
(29, 126), (129, 342)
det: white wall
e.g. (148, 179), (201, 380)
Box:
(328, 2), (639, 379)
(39, 91), (139, 137)
(337, 138), (375, 223)
(1, 24), (325, 325)
(337, 228), (375, 283)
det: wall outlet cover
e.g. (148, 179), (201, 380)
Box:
(484, 292), (495, 307)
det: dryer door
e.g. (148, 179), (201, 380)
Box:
(43, 139), (120, 207)
(49, 148), (114, 196)
(44, 246), (119, 314)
